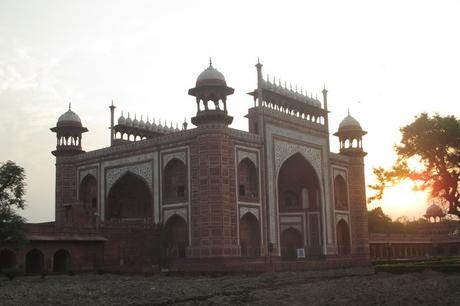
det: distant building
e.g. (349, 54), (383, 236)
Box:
(1, 60), (370, 273)
(369, 204), (460, 260)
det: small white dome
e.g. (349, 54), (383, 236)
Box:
(118, 113), (126, 125)
(196, 60), (226, 86)
(57, 105), (82, 127)
(338, 114), (362, 132)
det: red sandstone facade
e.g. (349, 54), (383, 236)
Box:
(1, 60), (371, 273)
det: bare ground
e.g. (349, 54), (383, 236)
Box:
(1, 268), (459, 305)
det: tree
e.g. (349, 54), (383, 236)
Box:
(369, 113), (460, 217)
(0, 161), (27, 246)
(368, 207), (392, 233)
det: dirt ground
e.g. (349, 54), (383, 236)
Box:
(1, 268), (459, 305)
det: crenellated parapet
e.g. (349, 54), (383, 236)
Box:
(248, 63), (328, 126)
(113, 112), (181, 144)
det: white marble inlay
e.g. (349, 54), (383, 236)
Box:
(163, 151), (186, 169)
(79, 167), (97, 184)
(106, 161), (153, 193)
(237, 150), (258, 167)
(163, 207), (187, 224)
(239, 206), (259, 220)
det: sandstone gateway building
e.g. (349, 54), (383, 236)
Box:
(1, 61), (370, 273)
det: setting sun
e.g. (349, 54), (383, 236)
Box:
(369, 179), (429, 220)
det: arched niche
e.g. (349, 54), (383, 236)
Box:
(163, 158), (187, 204)
(334, 175), (348, 210)
(53, 249), (71, 273)
(79, 174), (97, 211)
(277, 153), (321, 212)
(336, 219), (351, 255)
(239, 213), (261, 257)
(107, 172), (152, 220)
(164, 214), (188, 258)
(238, 158), (258, 202)
(25, 249), (44, 274)
(280, 227), (303, 259)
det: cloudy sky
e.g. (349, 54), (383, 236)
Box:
(1, 0), (459, 222)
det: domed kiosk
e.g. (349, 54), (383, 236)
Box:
(51, 104), (88, 156)
(189, 59), (234, 127)
(334, 111), (367, 157)
(424, 203), (446, 223)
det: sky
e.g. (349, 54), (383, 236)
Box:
(0, 0), (459, 222)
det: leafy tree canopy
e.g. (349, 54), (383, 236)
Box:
(369, 113), (460, 217)
(0, 161), (27, 246)
(368, 207), (430, 234)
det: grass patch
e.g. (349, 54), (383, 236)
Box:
(374, 256), (460, 274)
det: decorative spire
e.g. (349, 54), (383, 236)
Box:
(68, 102), (71, 110)
(209, 57), (212, 67)
(348, 108), (350, 116)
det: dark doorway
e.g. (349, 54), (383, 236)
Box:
(53, 249), (71, 272)
(165, 215), (188, 258)
(25, 249), (44, 273)
(281, 227), (303, 259)
(239, 213), (261, 257)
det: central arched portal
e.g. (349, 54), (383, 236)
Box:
(277, 153), (322, 258)
(107, 173), (152, 220)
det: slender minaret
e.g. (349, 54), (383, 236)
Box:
(255, 57), (263, 108)
(109, 100), (116, 146)
(322, 85), (329, 128)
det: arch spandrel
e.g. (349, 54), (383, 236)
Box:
(237, 150), (258, 167)
(239, 206), (259, 220)
(106, 162), (153, 194)
(79, 168), (97, 184)
(163, 208), (187, 225)
(274, 141), (322, 183)
(163, 151), (187, 169)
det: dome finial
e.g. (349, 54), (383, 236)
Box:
(348, 108), (350, 116)
(68, 102), (71, 110)
(209, 57), (212, 67)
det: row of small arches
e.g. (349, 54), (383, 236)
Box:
(261, 101), (326, 125)
(0, 248), (71, 273)
(339, 138), (363, 150)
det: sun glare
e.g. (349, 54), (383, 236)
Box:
(375, 179), (429, 220)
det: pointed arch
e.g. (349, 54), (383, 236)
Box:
(25, 249), (44, 274)
(107, 172), (152, 220)
(237, 158), (259, 202)
(334, 175), (348, 210)
(277, 152), (321, 211)
(280, 227), (303, 259)
(239, 212), (261, 257)
(336, 219), (351, 255)
(163, 158), (187, 204)
(53, 249), (71, 272)
(164, 214), (188, 258)
(79, 174), (98, 211)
